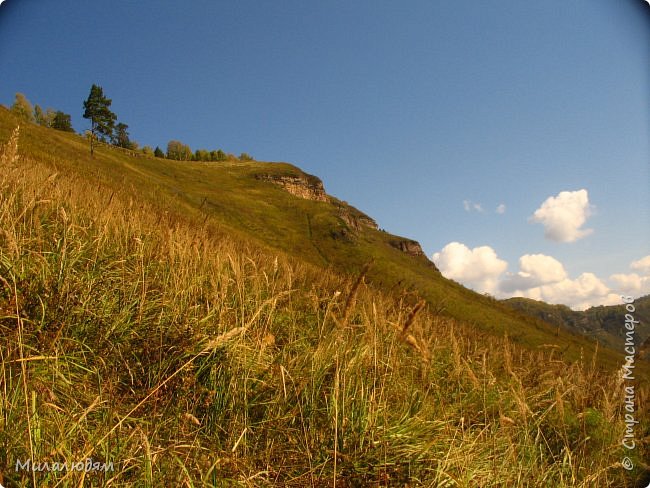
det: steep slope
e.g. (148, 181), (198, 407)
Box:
(0, 106), (633, 371)
(2, 108), (649, 486)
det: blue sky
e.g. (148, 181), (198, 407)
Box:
(1, 0), (649, 309)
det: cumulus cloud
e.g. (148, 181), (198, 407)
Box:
(631, 255), (650, 274)
(497, 253), (619, 309)
(498, 252), (622, 310)
(432, 242), (507, 294)
(609, 273), (650, 296)
(500, 254), (567, 293)
(496, 203), (506, 214)
(433, 243), (647, 310)
(530, 189), (593, 242)
(608, 255), (650, 297)
(513, 273), (621, 311)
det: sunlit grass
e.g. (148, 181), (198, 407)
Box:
(0, 106), (624, 369)
(0, 115), (648, 486)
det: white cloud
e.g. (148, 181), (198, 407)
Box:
(530, 189), (593, 242)
(463, 200), (484, 213)
(432, 242), (507, 294)
(630, 255), (650, 274)
(433, 243), (647, 310)
(496, 203), (506, 214)
(608, 255), (650, 297)
(514, 273), (621, 311)
(609, 273), (650, 296)
(500, 254), (567, 293)
(498, 254), (618, 310)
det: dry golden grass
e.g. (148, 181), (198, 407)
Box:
(0, 127), (648, 486)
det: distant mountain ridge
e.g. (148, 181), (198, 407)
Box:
(503, 295), (650, 358)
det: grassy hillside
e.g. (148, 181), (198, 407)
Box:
(0, 110), (648, 486)
(0, 107), (633, 371)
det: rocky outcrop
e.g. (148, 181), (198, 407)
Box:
(255, 173), (328, 202)
(329, 197), (378, 231)
(337, 207), (378, 231)
(255, 171), (430, 264)
(388, 239), (425, 258)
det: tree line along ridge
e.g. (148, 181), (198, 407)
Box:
(6, 85), (254, 162)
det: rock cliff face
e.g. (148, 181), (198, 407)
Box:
(255, 173), (328, 202)
(336, 206), (378, 231)
(255, 170), (430, 263)
(256, 172), (378, 230)
(388, 239), (426, 258)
